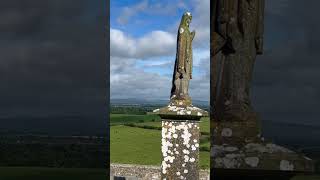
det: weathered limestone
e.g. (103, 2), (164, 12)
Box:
(152, 99), (208, 180)
(110, 163), (210, 180)
(211, 0), (315, 179)
(161, 120), (200, 179)
(170, 11), (195, 105)
(211, 115), (314, 179)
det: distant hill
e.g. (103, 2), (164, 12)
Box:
(110, 98), (209, 107)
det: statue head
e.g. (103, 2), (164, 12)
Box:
(179, 11), (192, 29)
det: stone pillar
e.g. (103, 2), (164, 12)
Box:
(161, 120), (200, 180)
(152, 101), (208, 180)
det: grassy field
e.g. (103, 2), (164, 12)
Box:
(110, 114), (161, 125)
(0, 167), (106, 180)
(110, 114), (210, 169)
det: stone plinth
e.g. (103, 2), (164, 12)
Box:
(211, 119), (315, 180)
(211, 142), (314, 171)
(161, 120), (200, 179)
(152, 100), (208, 180)
(213, 117), (262, 145)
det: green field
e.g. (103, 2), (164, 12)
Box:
(109, 113), (320, 180)
(110, 114), (210, 169)
(110, 114), (160, 125)
(0, 167), (106, 180)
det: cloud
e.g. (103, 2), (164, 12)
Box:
(110, 56), (171, 100)
(116, 0), (188, 25)
(110, 0), (210, 101)
(189, 0), (210, 48)
(116, 0), (148, 25)
(110, 28), (176, 59)
(110, 55), (209, 101)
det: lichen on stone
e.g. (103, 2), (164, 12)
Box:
(245, 157), (259, 167)
(280, 160), (294, 171)
(221, 128), (233, 137)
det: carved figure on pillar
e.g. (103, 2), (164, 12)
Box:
(212, 0), (265, 121)
(170, 12), (195, 106)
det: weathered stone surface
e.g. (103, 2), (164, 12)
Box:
(170, 11), (195, 103)
(151, 100), (208, 120)
(211, 139), (314, 172)
(211, 0), (265, 122)
(210, 1), (315, 178)
(149, 11), (208, 180)
(110, 163), (209, 180)
(212, 117), (261, 145)
(161, 120), (200, 180)
(151, 101), (207, 180)
(211, 118), (314, 172)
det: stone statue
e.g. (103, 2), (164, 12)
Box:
(170, 12), (195, 106)
(212, 0), (265, 121)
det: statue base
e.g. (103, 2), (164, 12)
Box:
(211, 118), (315, 179)
(151, 100), (208, 180)
(151, 99), (208, 120)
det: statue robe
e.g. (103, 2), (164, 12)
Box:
(170, 25), (195, 99)
(212, 0), (265, 121)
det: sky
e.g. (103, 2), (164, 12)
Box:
(110, 0), (210, 101)
(0, 0), (107, 118)
(252, 0), (320, 127)
(0, 0), (319, 133)
(110, 0), (320, 129)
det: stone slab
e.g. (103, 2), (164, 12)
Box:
(211, 142), (314, 172)
(150, 100), (208, 120)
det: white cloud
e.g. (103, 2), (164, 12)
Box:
(117, 0), (188, 25)
(110, 28), (176, 59)
(193, 49), (210, 67)
(110, 56), (209, 101)
(110, 56), (171, 100)
(117, 0), (148, 25)
(190, 0), (210, 48)
(110, 0), (210, 101)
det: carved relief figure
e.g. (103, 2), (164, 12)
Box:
(212, 0), (265, 121)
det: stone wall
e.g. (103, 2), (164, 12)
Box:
(110, 163), (210, 180)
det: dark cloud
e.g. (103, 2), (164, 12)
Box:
(252, 0), (320, 129)
(0, 0), (108, 118)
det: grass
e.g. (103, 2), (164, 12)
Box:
(110, 114), (160, 125)
(110, 125), (210, 169)
(110, 114), (320, 178)
(0, 167), (106, 180)
(133, 117), (210, 133)
(199, 117), (210, 134)
(110, 125), (162, 165)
